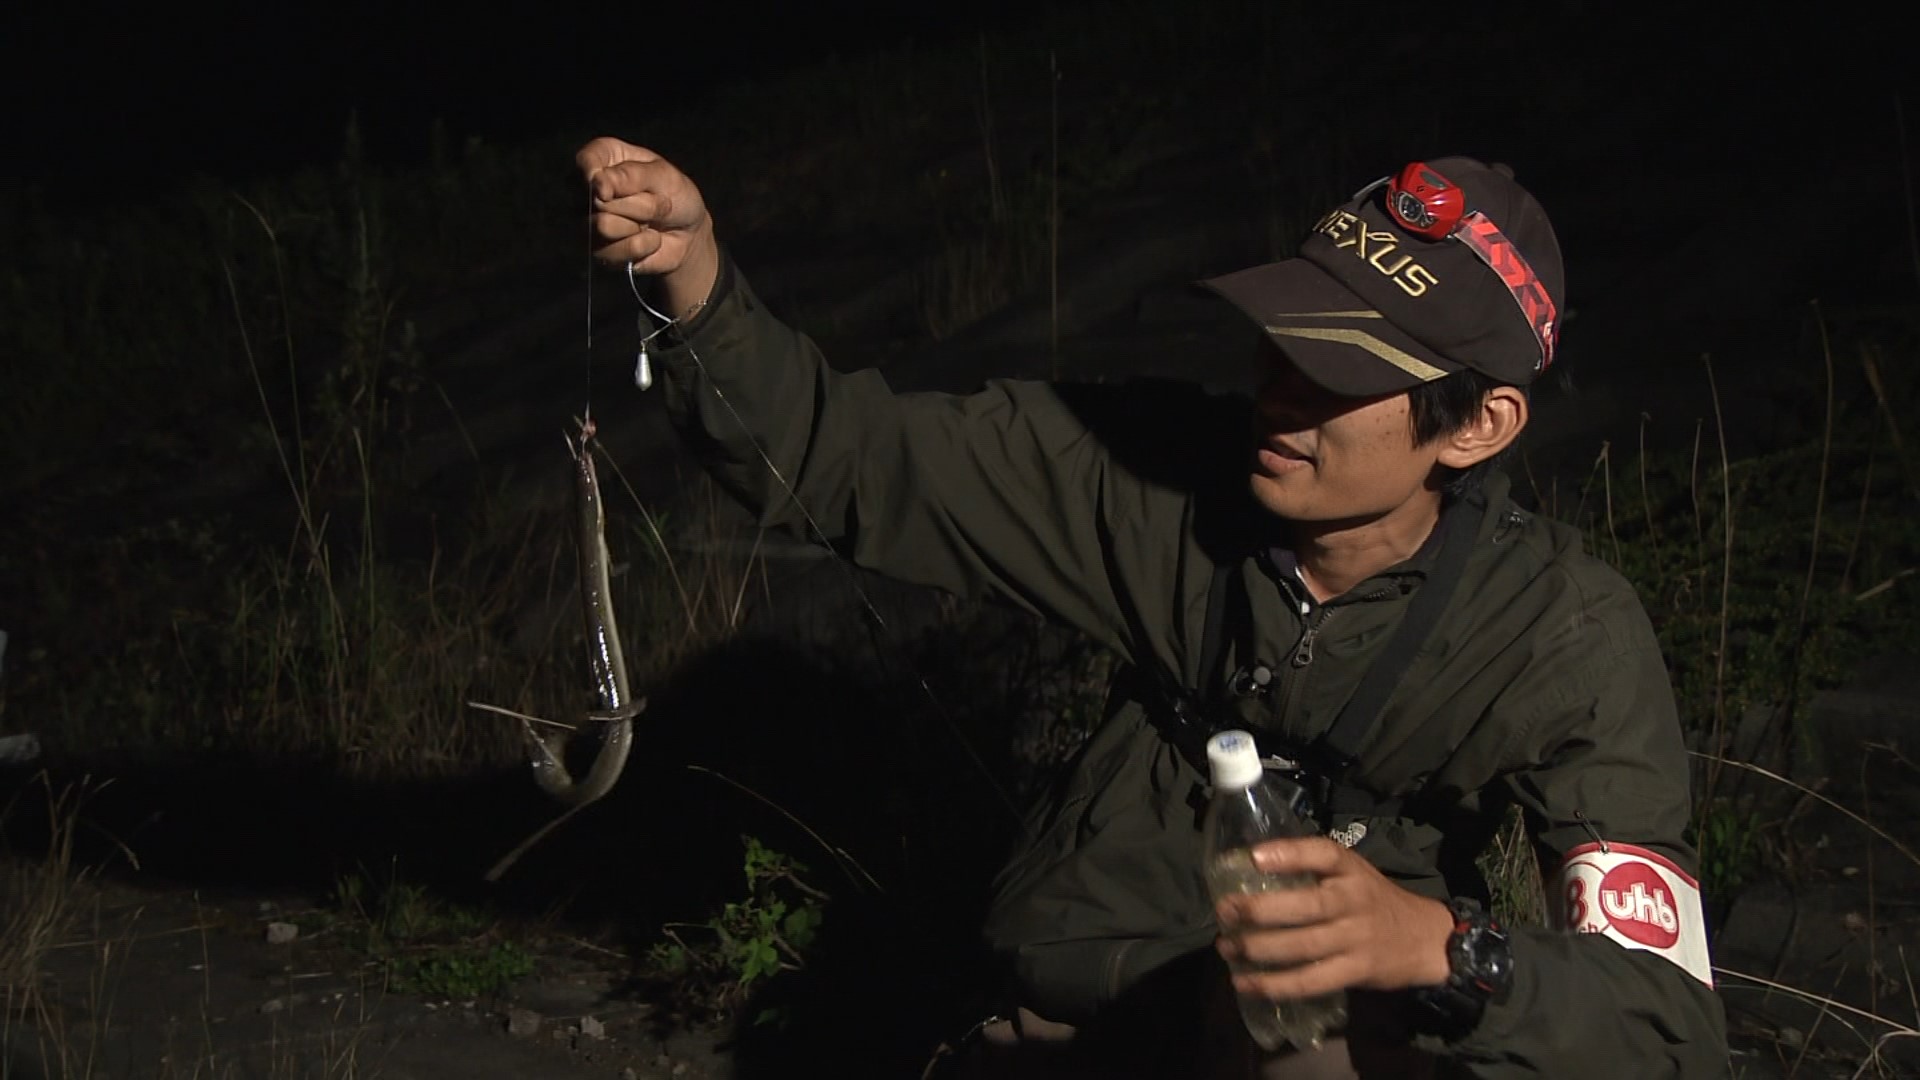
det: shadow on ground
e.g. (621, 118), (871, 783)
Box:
(2, 618), (1042, 1078)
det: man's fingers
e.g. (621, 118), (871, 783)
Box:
(1223, 919), (1349, 970)
(590, 211), (643, 244)
(593, 191), (673, 231)
(1252, 836), (1350, 876)
(586, 158), (680, 205)
(1218, 880), (1337, 931)
(575, 137), (661, 179)
(589, 228), (664, 268)
(571, 137), (713, 278)
(1233, 954), (1362, 1002)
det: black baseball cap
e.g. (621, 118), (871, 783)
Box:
(1202, 157), (1565, 396)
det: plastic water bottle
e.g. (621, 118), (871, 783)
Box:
(1202, 729), (1349, 1052)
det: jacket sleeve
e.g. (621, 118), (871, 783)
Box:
(1442, 591), (1728, 1076)
(642, 250), (1238, 671)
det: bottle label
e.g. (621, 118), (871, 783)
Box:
(1550, 842), (1713, 987)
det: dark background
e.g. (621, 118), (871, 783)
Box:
(6, 4), (1920, 1075)
(9, 1), (1112, 190)
(6, 2), (1906, 193)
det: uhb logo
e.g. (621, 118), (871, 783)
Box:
(1554, 842), (1712, 987)
(1597, 862), (1680, 948)
(1565, 859), (1683, 950)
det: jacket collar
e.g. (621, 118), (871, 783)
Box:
(1263, 472), (1506, 604)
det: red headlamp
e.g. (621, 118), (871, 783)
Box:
(1378, 162), (1559, 373)
(1386, 163), (1466, 240)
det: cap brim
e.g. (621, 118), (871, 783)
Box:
(1200, 258), (1464, 396)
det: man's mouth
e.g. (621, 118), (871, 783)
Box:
(1255, 437), (1314, 474)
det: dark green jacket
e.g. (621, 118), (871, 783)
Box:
(647, 253), (1728, 1077)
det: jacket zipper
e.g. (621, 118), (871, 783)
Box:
(1268, 580), (1319, 730)
(1274, 583), (1399, 735)
(1291, 608), (1334, 668)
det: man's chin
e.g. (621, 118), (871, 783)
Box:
(1248, 472), (1305, 520)
(1249, 472), (1354, 526)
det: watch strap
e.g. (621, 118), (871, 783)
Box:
(1411, 900), (1512, 1039)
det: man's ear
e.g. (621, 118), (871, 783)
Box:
(1435, 386), (1529, 470)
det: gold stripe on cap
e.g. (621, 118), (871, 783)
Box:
(1264, 326), (1449, 381)
(1275, 310), (1385, 320)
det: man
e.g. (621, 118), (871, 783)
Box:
(576, 138), (1729, 1077)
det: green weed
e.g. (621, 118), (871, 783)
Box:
(1687, 797), (1767, 900)
(641, 836), (827, 1027)
(327, 866), (535, 1000)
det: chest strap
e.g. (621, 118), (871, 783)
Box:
(1152, 496), (1481, 825)
(1310, 495), (1479, 786)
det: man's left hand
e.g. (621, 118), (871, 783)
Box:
(1215, 836), (1457, 999)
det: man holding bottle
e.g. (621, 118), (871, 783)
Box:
(574, 137), (1727, 1077)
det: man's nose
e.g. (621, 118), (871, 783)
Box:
(1257, 365), (1327, 423)
(1255, 394), (1309, 431)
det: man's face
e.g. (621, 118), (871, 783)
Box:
(1248, 353), (1445, 524)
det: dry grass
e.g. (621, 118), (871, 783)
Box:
(1, 774), (105, 992)
(11, 190), (775, 787)
(2, 774), (390, 1079)
(1703, 744), (1920, 1078)
(4, 909), (384, 1080)
(1480, 808), (1548, 931)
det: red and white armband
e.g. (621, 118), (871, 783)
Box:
(1550, 842), (1713, 987)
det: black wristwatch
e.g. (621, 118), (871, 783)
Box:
(1411, 900), (1514, 1039)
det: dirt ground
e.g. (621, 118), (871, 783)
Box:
(4, 873), (728, 1080)
(7, 835), (1916, 1080)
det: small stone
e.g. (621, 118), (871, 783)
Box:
(671, 1065), (688, 1077)
(621, 1070), (639, 1080)
(1778, 1026), (1805, 1049)
(579, 1015), (605, 1040)
(264, 922), (300, 945)
(505, 1007), (542, 1038)
(0, 732), (41, 767)
(259, 993), (308, 1014)
(1843, 911), (1869, 933)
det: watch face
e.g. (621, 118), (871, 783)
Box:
(1463, 924), (1514, 993)
(1474, 936), (1509, 979)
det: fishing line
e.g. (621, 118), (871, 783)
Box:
(585, 187), (596, 425)
(625, 260), (676, 392)
(582, 183), (1021, 823)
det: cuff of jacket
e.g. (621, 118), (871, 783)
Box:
(657, 243), (739, 349)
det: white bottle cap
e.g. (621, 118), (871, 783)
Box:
(1206, 730), (1264, 790)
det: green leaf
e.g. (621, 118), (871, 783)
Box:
(740, 938), (780, 983)
(782, 905), (821, 950)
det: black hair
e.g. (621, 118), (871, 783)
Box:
(1406, 368), (1520, 497)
